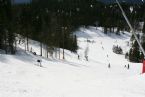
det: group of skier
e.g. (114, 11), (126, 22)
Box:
(125, 64), (130, 69)
(77, 39), (131, 70)
(108, 63), (130, 69)
(77, 54), (88, 61)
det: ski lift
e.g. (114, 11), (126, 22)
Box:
(115, 0), (145, 73)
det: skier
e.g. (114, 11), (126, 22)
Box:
(78, 55), (80, 60)
(108, 63), (111, 68)
(85, 56), (88, 61)
(127, 64), (130, 69)
(18, 39), (21, 44)
(37, 59), (42, 67)
(124, 65), (126, 68)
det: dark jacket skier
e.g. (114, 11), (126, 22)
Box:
(127, 64), (129, 69)
(108, 63), (111, 68)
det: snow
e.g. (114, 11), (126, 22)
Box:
(0, 27), (145, 97)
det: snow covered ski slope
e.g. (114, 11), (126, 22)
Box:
(0, 27), (145, 97)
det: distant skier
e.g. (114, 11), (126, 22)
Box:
(78, 55), (80, 60)
(127, 64), (130, 69)
(18, 39), (21, 44)
(115, 40), (117, 43)
(124, 65), (126, 68)
(37, 59), (42, 67)
(108, 63), (111, 68)
(85, 56), (88, 61)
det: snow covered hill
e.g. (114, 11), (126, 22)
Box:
(0, 27), (145, 97)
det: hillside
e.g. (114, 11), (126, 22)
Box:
(0, 27), (145, 97)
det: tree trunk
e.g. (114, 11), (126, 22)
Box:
(40, 42), (42, 56)
(109, 27), (111, 32)
(63, 48), (65, 59)
(26, 37), (29, 51)
(15, 40), (17, 53)
(46, 49), (48, 58)
(59, 48), (60, 59)
(4, 33), (7, 54)
(104, 27), (107, 34)
(143, 20), (145, 33)
(113, 27), (114, 33)
(55, 48), (57, 59)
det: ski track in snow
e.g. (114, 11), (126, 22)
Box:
(0, 27), (145, 97)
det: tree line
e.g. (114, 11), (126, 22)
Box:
(0, 0), (145, 59)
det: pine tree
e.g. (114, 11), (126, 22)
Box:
(0, 0), (16, 54)
(129, 40), (141, 62)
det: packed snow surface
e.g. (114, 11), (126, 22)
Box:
(0, 27), (145, 97)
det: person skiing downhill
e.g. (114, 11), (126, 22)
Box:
(124, 65), (126, 68)
(127, 64), (130, 69)
(108, 63), (111, 68)
(78, 55), (80, 60)
(85, 55), (88, 61)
